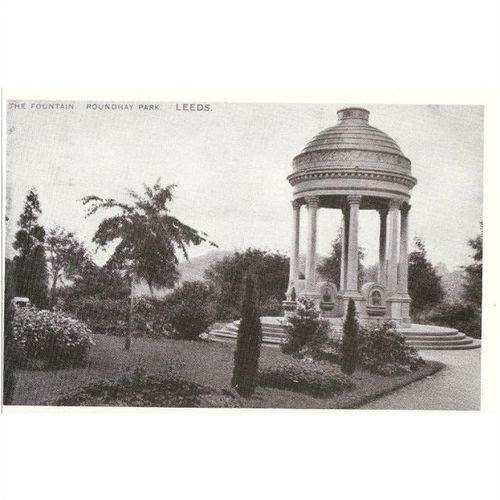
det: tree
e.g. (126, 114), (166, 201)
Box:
(231, 272), (262, 397)
(341, 299), (358, 375)
(82, 179), (216, 349)
(462, 222), (482, 308)
(46, 226), (89, 303)
(12, 188), (48, 308)
(62, 261), (130, 303)
(204, 248), (289, 319)
(317, 227), (366, 289)
(408, 237), (444, 315)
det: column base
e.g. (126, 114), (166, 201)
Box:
(385, 294), (411, 325)
(341, 291), (363, 318)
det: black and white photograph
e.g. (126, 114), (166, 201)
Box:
(1, 2), (498, 499)
(3, 101), (483, 410)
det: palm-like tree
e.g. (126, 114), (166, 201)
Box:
(82, 179), (216, 349)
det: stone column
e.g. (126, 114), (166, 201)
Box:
(387, 199), (400, 295)
(346, 195), (362, 292)
(399, 203), (411, 295)
(305, 196), (319, 293)
(287, 200), (301, 298)
(340, 207), (349, 292)
(378, 208), (388, 285)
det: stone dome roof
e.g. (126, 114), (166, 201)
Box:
(288, 107), (417, 205)
(300, 108), (405, 157)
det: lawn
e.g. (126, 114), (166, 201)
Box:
(10, 335), (443, 409)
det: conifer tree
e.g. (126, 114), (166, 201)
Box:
(341, 299), (358, 375)
(231, 272), (262, 397)
(13, 188), (48, 308)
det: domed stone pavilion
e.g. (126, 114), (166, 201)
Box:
(284, 107), (416, 325)
(210, 107), (480, 349)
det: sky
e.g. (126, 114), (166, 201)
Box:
(5, 102), (483, 270)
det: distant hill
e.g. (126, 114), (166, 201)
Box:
(177, 250), (233, 283)
(133, 249), (232, 298)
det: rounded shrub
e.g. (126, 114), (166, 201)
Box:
(165, 281), (215, 340)
(258, 360), (355, 397)
(12, 305), (94, 369)
(358, 321), (424, 376)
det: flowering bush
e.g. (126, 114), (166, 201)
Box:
(258, 360), (355, 397)
(12, 306), (94, 369)
(358, 321), (424, 376)
(282, 298), (331, 355)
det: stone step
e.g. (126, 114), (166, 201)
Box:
(209, 329), (283, 345)
(401, 333), (467, 341)
(209, 322), (481, 351)
(406, 338), (474, 347)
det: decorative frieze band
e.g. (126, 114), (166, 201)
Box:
(293, 150), (411, 170)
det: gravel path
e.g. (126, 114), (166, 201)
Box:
(361, 349), (481, 410)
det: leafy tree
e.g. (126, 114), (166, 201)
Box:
(82, 180), (215, 349)
(204, 248), (289, 320)
(317, 227), (366, 289)
(462, 222), (482, 307)
(61, 261), (130, 305)
(408, 237), (444, 315)
(46, 226), (89, 303)
(341, 299), (358, 375)
(231, 273), (262, 397)
(12, 188), (48, 308)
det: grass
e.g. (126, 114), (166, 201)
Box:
(10, 335), (443, 409)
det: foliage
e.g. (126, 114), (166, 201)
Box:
(358, 322), (424, 376)
(82, 179), (216, 294)
(61, 261), (130, 304)
(281, 298), (330, 355)
(408, 237), (444, 314)
(68, 297), (129, 336)
(462, 222), (482, 308)
(165, 281), (215, 340)
(45, 226), (89, 303)
(3, 259), (18, 404)
(12, 305), (94, 370)
(13, 188), (49, 308)
(341, 299), (358, 375)
(65, 281), (214, 340)
(205, 248), (289, 320)
(258, 360), (355, 397)
(424, 302), (481, 339)
(51, 368), (240, 408)
(133, 297), (172, 338)
(231, 273), (262, 397)
(317, 227), (366, 289)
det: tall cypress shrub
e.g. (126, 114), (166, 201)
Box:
(13, 188), (49, 308)
(341, 299), (358, 375)
(231, 273), (262, 397)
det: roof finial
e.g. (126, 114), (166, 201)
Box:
(337, 107), (370, 122)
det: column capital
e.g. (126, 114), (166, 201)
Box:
(377, 207), (388, 219)
(400, 202), (411, 214)
(346, 194), (362, 206)
(291, 199), (301, 210)
(305, 196), (320, 208)
(388, 199), (402, 210)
